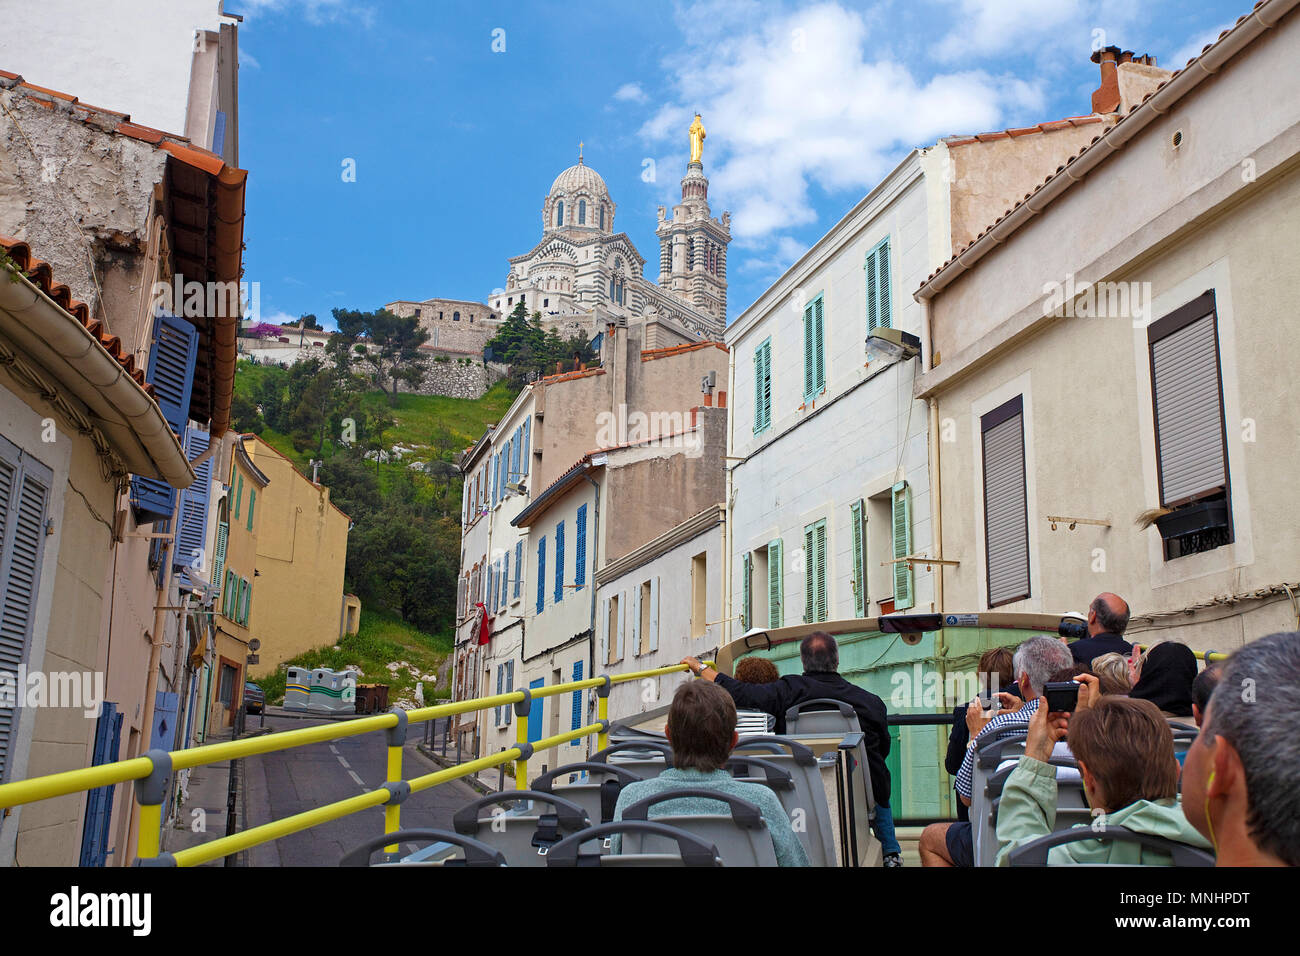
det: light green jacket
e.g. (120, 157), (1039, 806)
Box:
(994, 756), (1212, 866)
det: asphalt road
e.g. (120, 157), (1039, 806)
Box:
(243, 713), (481, 866)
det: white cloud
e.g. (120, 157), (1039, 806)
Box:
(930, 0), (1084, 63)
(614, 83), (648, 103)
(644, 1), (1041, 244)
(239, 47), (261, 70)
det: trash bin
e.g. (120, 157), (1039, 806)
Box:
(356, 684), (390, 714)
(309, 668), (356, 713)
(284, 667), (311, 711)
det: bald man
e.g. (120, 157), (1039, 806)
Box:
(1069, 592), (1133, 666)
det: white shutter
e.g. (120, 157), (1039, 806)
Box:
(600, 597), (609, 665)
(631, 584), (642, 656)
(1151, 311), (1226, 505)
(649, 577), (660, 652)
(616, 591), (626, 661)
(982, 399), (1030, 606)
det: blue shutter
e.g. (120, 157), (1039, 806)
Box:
(78, 701), (123, 866)
(570, 661), (584, 746)
(536, 536), (546, 615)
(486, 563), (495, 613)
(146, 311), (199, 437)
(513, 541), (523, 599)
(575, 505), (587, 591)
(501, 551), (509, 609)
(511, 430), (521, 483)
(175, 429), (212, 578)
(130, 474), (175, 523)
(522, 417), (531, 472)
(528, 678), (545, 744)
(554, 520), (565, 604)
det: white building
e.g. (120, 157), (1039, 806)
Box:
(723, 58), (1170, 640)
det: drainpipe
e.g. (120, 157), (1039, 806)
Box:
(927, 395), (944, 617)
(722, 342), (736, 648)
(583, 469), (601, 748)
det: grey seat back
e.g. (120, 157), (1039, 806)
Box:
(981, 754), (1080, 867)
(546, 821), (722, 867)
(785, 698), (861, 736)
(592, 740), (673, 781)
(619, 788), (779, 866)
(533, 762), (643, 825)
(726, 752), (836, 867)
(1007, 825), (1215, 866)
(340, 828), (506, 867)
(969, 722), (1029, 866)
(451, 791), (589, 867)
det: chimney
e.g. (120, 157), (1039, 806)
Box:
(1090, 45), (1122, 114)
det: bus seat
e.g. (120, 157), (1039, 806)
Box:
(1007, 825), (1215, 866)
(619, 788), (779, 866)
(546, 821), (723, 867)
(533, 762), (644, 825)
(726, 753), (837, 867)
(339, 828), (506, 867)
(451, 791), (589, 867)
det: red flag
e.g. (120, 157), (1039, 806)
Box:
(476, 603), (492, 645)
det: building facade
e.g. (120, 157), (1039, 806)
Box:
(914, 4), (1300, 653)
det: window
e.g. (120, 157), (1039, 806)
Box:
(599, 206), (605, 230)
(691, 554), (708, 637)
(0, 436), (52, 783)
(803, 520), (827, 623)
(865, 237), (892, 332)
(500, 552), (509, 610)
(513, 541), (523, 600)
(453, 311), (460, 321)
(603, 594), (622, 665)
(569, 661), (584, 746)
(1148, 290), (1232, 560)
(850, 499), (867, 616)
(575, 504), (587, 591)
(753, 338), (772, 434)
(554, 520), (565, 605)
(578, 199), (586, 224)
(556, 201), (564, 226)
(891, 481), (915, 610)
(495, 661), (515, 727)
(803, 294), (825, 402)
(536, 536), (547, 615)
(767, 539), (783, 627)
(982, 396), (1030, 606)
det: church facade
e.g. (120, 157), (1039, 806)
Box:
(489, 121), (730, 344)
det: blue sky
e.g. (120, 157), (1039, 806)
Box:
(235, 0), (1249, 330)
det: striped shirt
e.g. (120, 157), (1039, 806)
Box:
(955, 699), (1038, 800)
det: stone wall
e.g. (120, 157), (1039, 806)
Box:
(385, 298), (502, 356)
(396, 356), (507, 400)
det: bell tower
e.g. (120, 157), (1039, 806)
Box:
(656, 113), (730, 325)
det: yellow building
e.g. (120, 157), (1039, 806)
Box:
(206, 437), (269, 735)
(241, 436), (353, 676)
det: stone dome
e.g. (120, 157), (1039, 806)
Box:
(548, 160), (610, 201)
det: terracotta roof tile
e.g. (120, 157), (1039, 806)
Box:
(944, 114), (1104, 149)
(539, 366), (606, 384)
(0, 235), (152, 395)
(640, 340), (729, 361)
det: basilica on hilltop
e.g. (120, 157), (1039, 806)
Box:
(489, 114), (731, 345)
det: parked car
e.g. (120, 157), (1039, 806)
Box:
(244, 682), (265, 715)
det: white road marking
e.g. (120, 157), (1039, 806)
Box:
(348, 770), (365, 788)
(329, 744), (339, 755)
(337, 756), (351, 770)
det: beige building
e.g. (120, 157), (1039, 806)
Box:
(242, 436), (352, 676)
(384, 298), (502, 358)
(913, 1), (1300, 651)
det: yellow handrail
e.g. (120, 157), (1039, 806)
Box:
(0, 663), (700, 865)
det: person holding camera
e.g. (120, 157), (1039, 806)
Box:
(994, 674), (1211, 865)
(1068, 592), (1134, 666)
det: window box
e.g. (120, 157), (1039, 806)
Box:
(1154, 497), (1230, 540)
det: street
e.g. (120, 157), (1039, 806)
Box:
(242, 714), (482, 867)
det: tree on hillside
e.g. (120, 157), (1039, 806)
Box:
(485, 302), (598, 388)
(331, 307), (430, 404)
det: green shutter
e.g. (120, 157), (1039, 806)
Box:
(211, 521), (228, 594)
(815, 520), (827, 622)
(851, 500), (866, 616)
(762, 343), (772, 428)
(866, 251), (879, 332)
(892, 481), (914, 610)
(247, 488), (256, 531)
(814, 296), (825, 392)
(803, 302), (815, 399)
(767, 538), (783, 628)
(804, 525), (815, 623)
(741, 552), (752, 632)
(245, 579), (253, 625)
(233, 473), (243, 520)
(753, 341), (772, 434)
(877, 240), (891, 330)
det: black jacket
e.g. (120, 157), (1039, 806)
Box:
(944, 682), (1022, 823)
(1069, 632), (1133, 667)
(714, 670), (891, 806)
